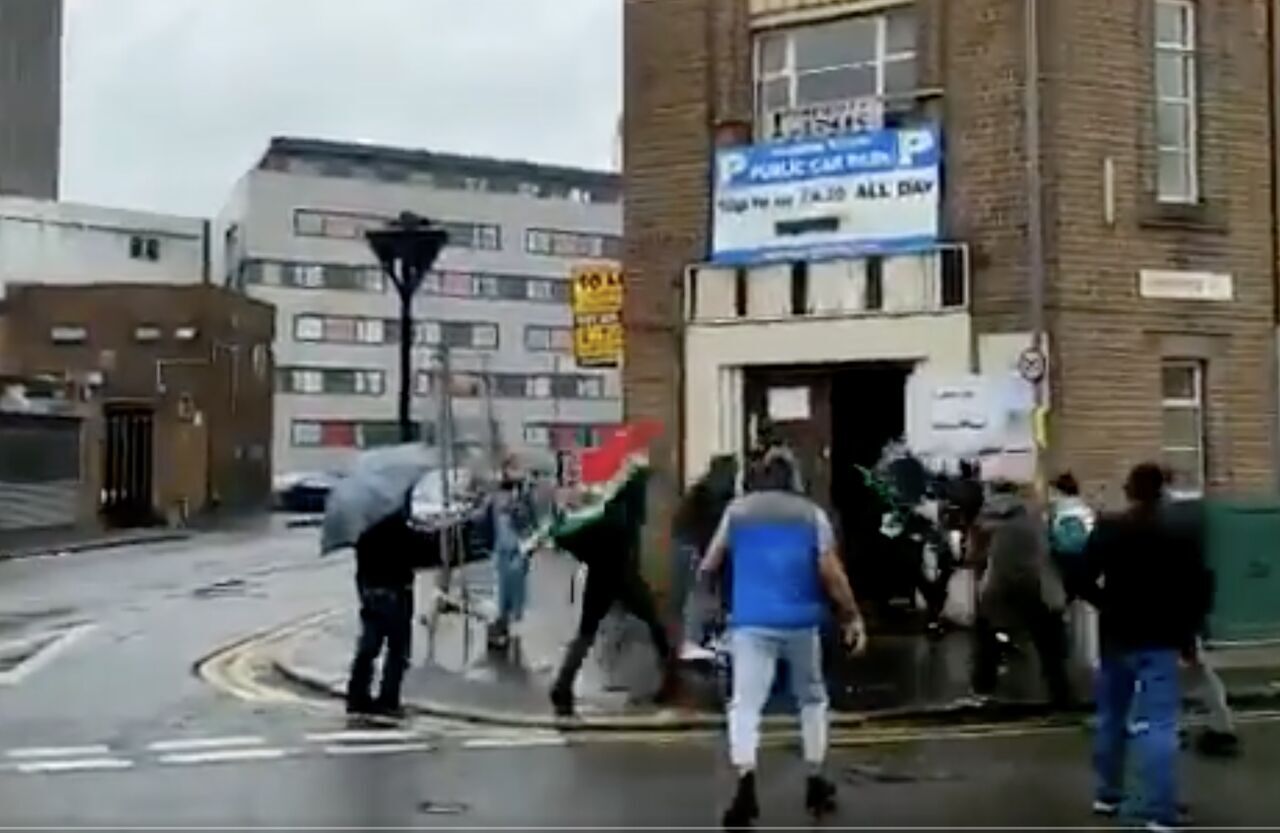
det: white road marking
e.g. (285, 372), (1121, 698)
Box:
(0, 624), (98, 687)
(157, 747), (289, 766)
(322, 742), (434, 757)
(16, 757), (133, 774)
(461, 735), (568, 750)
(304, 729), (424, 744)
(5, 745), (112, 760)
(147, 735), (265, 752)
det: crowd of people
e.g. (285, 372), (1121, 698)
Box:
(338, 440), (1240, 832)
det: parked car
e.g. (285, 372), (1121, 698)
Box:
(272, 471), (343, 514)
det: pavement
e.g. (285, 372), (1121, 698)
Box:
(272, 551), (1280, 730)
(0, 525), (192, 562)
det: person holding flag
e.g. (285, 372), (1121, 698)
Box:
(700, 448), (867, 829)
(542, 422), (678, 718)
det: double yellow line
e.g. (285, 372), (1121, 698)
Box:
(195, 609), (340, 707)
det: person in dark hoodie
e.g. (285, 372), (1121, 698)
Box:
(968, 480), (1072, 707)
(1079, 463), (1205, 831)
(671, 455), (739, 658)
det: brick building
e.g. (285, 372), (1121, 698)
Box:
(0, 284), (275, 526)
(624, 0), (1280, 568)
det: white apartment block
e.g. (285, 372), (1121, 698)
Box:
(216, 137), (623, 476)
(0, 196), (209, 298)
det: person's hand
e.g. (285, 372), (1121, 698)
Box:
(842, 617), (868, 657)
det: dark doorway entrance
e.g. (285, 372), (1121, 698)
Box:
(102, 404), (156, 528)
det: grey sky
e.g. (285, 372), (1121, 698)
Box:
(60, 0), (622, 218)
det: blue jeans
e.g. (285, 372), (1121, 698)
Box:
(728, 627), (829, 769)
(1094, 649), (1181, 825)
(493, 546), (528, 625)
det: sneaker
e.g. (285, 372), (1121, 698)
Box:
(346, 696), (375, 716)
(1092, 799), (1121, 817)
(805, 775), (838, 819)
(1196, 729), (1241, 758)
(550, 687), (575, 718)
(722, 772), (759, 830)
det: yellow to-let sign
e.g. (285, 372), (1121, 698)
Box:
(574, 313), (624, 368)
(571, 264), (624, 316)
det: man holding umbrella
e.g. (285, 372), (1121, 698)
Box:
(321, 444), (438, 718)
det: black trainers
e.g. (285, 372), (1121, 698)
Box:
(805, 774), (837, 818)
(722, 772), (759, 830)
(1196, 729), (1240, 758)
(550, 687), (575, 718)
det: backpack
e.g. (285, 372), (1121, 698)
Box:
(1050, 508), (1091, 557)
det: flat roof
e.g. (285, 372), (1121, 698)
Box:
(260, 136), (620, 191)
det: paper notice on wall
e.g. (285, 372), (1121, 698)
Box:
(906, 373), (1037, 481)
(767, 386), (811, 423)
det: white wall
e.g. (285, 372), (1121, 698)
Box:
(683, 311), (973, 484)
(0, 196), (207, 297)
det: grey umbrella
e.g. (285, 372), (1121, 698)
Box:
(320, 443), (437, 555)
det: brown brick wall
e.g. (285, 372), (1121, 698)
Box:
(1, 284), (277, 518)
(625, 0), (1279, 544)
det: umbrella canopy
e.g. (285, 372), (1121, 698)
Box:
(320, 443), (436, 555)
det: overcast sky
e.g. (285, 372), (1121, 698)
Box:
(60, 0), (622, 218)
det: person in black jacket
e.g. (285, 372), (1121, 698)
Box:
(1079, 463), (1205, 830)
(345, 505), (430, 717)
(670, 455), (738, 657)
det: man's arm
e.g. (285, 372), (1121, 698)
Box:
(813, 507), (866, 653)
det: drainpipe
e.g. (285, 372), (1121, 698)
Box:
(1024, 0), (1049, 491)
(1271, 0), (1280, 489)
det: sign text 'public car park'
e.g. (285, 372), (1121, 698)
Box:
(712, 126), (941, 265)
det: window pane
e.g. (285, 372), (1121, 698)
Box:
(1156, 1), (1190, 47)
(759, 33), (787, 74)
(291, 422), (322, 446)
(885, 7), (917, 55)
(1162, 449), (1204, 492)
(1156, 102), (1190, 148)
(526, 327), (551, 350)
(294, 316), (323, 342)
(1161, 407), (1201, 449)
(325, 317), (356, 342)
(883, 58), (918, 95)
(796, 65), (877, 105)
(1157, 150), (1192, 202)
(1156, 53), (1189, 98)
(760, 77), (791, 110)
(795, 17), (876, 71)
(1161, 364), (1199, 400)
(472, 324), (498, 349)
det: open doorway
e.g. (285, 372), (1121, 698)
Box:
(742, 362), (912, 610)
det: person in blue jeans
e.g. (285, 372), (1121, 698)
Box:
(486, 459), (538, 649)
(1079, 463), (1208, 831)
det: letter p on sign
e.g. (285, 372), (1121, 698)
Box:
(898, 130), (935, 166)
(718, 152), (748, 185)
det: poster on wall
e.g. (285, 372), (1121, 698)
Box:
(905, 373), (1037, 481)
(570, 264), (624, 368)
(712, 126), (941, 265)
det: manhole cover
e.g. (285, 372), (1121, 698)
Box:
(417, 800), (468, 816)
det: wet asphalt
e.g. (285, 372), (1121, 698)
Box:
(2, 524), (1279, 828)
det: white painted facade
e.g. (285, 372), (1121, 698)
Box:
(682, 250), (975, 484)
(216, 140), (623, 476)
(0, 196), (208, 298)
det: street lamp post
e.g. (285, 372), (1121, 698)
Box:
(366, 211), (449, 443)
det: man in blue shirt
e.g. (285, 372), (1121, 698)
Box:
(700, 450), (866, 829)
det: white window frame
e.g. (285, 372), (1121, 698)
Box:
(526, 279), (555, 301)
(523, 425), (550, 447)
(355, 318), (385, 345)
(1154, 0), (1198, 204)
(290, 421), (322, 447)
(291, 369), (324, 394)
(415, 321), (442, 346)
(1160, 360), (1206, 497)
(754, 6), (917, 127)
(470, 324), (499, 350)
(294, 315), (324, 343)
(355, 370), (385, 396)
(526, 376), (552, 399)
(576, 376), (604, 400)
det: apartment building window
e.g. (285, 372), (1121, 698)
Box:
(279, 262), (383, 292)
(526, 279), (556, 301)
(524, 325), (573, 352)
(293, 314), (390, 345)
(294, 315), (324, 342)
(526, 376), (553, 399)
(290, 420), (427, 449)
(1161, 360), (1206, 495)
(523, 425), (551, 447)
(293, 209), (500, 251)
(576, 376), (605, 400)
(525, 228), (622, 259)
(1155, 0), (1198, 203)
(755, 5), (917, 122)
(280, 367), (385, 396)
